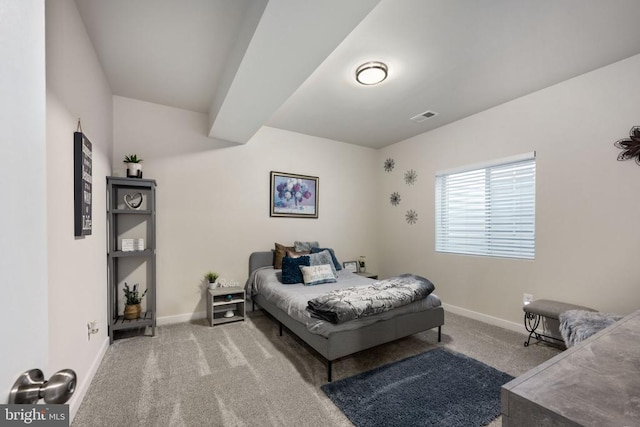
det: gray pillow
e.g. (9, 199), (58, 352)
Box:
(294, 241), (319, 252)
(308, 250), (337, 277)
(310, 247), (342, 271)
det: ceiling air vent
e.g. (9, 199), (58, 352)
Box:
(410, 110), (438, 123)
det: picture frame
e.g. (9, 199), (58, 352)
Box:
(343, 261), (358, 273)
(123, 192), (144, 210)
(74, 131), (92, 236)
(270, 171), (319, 218)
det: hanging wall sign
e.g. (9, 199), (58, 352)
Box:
(74, 131), (92, 236)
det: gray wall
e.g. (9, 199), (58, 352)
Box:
(0, 0), (47, 401)
(378, 53), (640, 328)
(46, 0), (113, 417)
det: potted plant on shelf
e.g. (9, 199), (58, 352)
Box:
(124, 154), (143, 178)
(205, 271), (219, 289)
(123, 282), (148, 320)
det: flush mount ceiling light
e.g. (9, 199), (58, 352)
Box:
(355, 61), (388, 85)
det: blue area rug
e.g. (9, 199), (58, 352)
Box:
(322, 348), (513, 427)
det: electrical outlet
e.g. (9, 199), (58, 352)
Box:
(523, 293), (534, 305)
(87, 320), (99, 340)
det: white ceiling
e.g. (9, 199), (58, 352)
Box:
(75, 0), (640, 149)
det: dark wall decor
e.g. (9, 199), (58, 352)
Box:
(404, 169), (417, 185)
(74, 131), (92, 236)
(384, 158), (419, 225)
(405, 209), (418, 225)
(270, 171), (319, 218)
(614, 126), (640, 165)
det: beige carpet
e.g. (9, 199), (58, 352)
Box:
(72, 311), (559, 426)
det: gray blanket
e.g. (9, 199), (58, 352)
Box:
(306, 274), (435, 324)
(559, 309), (623, 347)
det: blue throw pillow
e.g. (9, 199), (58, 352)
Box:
(281, 256), (310, 284)
(311, 247), (342, 270)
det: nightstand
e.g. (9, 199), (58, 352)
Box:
(356, 272), (378, 280)
(207, 286), (245, 327)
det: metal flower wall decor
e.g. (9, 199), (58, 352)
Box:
(383, 161), (420, 225)
(614, 126), (640, 165)
(405, 209), (418, 224)
(404, 169), (417, 185)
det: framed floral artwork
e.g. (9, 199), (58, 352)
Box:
(270, 171), (319, 218)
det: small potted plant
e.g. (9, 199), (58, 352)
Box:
(124, 154), (143, 178)
(205, 271), (219, 289)
(123, 282), (148, 319)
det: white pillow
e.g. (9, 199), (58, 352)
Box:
(300, 264), (337, 286)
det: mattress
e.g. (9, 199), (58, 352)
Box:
(246, 267), (441, 338)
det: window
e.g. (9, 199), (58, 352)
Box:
(435, 153), (536, 259)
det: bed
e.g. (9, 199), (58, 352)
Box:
(246, 251), (444, 381)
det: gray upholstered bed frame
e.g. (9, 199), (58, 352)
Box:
(248, 251), (444, 382)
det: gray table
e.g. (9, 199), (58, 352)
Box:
(502, 309), (640, 426)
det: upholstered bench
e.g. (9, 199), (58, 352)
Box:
(523, 299), (595, 347)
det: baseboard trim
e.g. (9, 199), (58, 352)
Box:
(69, 336), (109, 423)
(443, 303), (524, 334)
(157, 310), (206, 326)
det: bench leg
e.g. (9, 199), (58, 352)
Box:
(524, 312), (541, 347)
(524, 312), (566, 348)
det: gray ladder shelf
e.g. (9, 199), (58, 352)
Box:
(106, 176), (157, 344)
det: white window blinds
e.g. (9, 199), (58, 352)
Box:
(435, 153), (536, 260)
